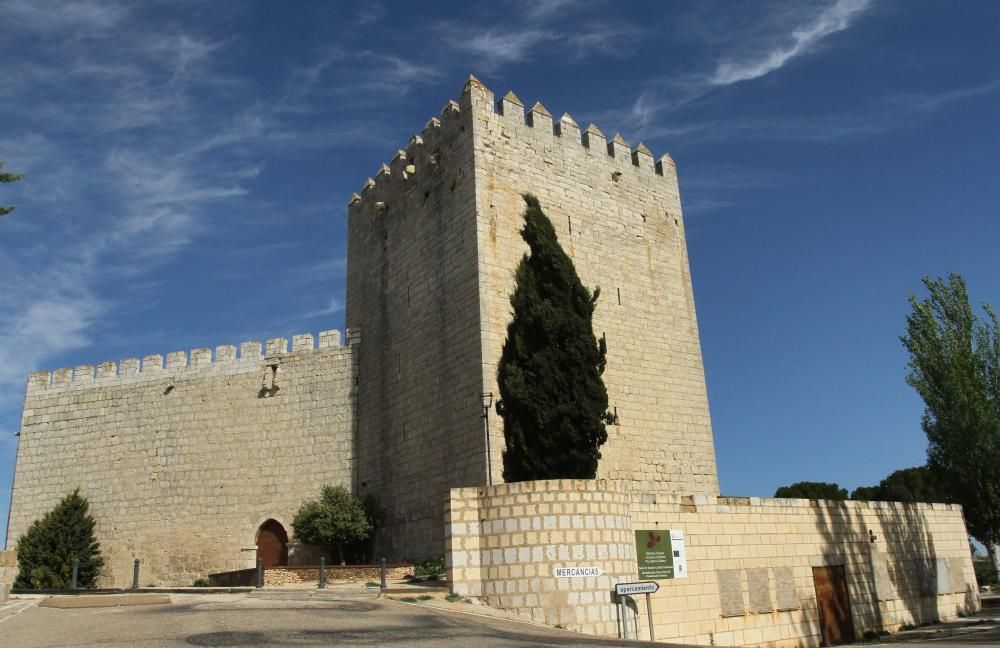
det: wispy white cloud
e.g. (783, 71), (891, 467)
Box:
(440, 26), (558, 69)
(354, 2), (385, 26)
(608, 1), (875, 134)
(652, 79), (1000, 144)
(711, 0), (873, 86)
(436, 1), (640, 71)
(303, 297), (344, 319)
(517, 0), (580, 20)
(0, 0), (127, 34)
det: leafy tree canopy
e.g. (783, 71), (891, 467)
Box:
(291, 485), (372, 565)
(849, 465), (944, 503)
(496, 194), (613, 482)
(901, 274), (1000, 550)
(0, 153), (24, 216)
(14, 489), (104, 589)
(774, 481), (848, 500)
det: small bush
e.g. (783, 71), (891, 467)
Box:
(413, 556), (444, 578)
(365, 581), (379, 588)
(418, 594), (433, 601)
(14, 490), (104, 589)
(445, 592), (462, 602)
(192, 578), (210, 587)
(400, 596), (418, 603)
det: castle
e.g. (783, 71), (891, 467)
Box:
(5, 78), (979, 646)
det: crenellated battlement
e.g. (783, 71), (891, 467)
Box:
(348, 75), (676, 208)
(25, 328), (360, 394)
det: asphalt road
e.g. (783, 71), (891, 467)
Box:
(3, 590), (998, 647)
(0, 590), (653, 648)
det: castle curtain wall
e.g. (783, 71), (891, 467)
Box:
(7, 332), (357, 587)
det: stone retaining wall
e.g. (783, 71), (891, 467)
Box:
(446, 479), (634, 636)
(208, 563), (412, 587)
(446, 480), (979, 647)
(0, 550), (16, 588)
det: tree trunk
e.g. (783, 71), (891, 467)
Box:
(990, 543), (1000, 582)
(338, 543), (345, 566)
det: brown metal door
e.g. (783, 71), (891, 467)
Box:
(813, 565), (855, 645)
(256, 520), (288, 567)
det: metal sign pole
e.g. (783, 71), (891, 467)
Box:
(620, 593), (629, 639)
(646, 592), (655, 641)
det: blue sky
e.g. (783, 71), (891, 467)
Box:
(2, 0), (999, 540)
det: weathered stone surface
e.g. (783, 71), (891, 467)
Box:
(447, 482), (979, 646)
(346, 77), (720, 561)
(7, 332), (358, 587)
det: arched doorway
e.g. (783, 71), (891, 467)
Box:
(256, 519), (288, 567)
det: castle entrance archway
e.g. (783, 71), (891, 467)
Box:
(256, 519), (289, 567)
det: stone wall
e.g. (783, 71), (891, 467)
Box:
(346, 77), (720, 561)
(7, 330), (358, 587)
(446, 480), (635, 636)
(466, 78), (720, 494)
(346, 89), (485, 560)
(446, 480), (979, 647)
(208, 563), (411, 587)
(0, 550), (15, 585)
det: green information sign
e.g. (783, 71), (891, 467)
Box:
(635, 529), (687, 580)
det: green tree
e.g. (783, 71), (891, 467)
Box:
(901, 273), (1000, 576)
(14, 490), (104, 589)
(291, 486), (371, 565)
(0, 154), (24, 216)
(496, 194), (613, 482)
(850, 466), (943, 503)
(774, 481), (848, 500)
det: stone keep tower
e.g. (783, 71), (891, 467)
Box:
(347, 77), (720, 559)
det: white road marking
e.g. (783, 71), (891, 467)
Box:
(0, 598), (42, 625)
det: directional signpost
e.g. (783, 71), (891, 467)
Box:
(615, 581), (659, 596)
(616, 581), (659, 641)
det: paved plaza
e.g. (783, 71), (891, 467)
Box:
(1, 588), (997, 648)
(0, 589), (651, 647)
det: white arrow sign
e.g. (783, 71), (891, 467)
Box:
(553, 566), (605, 578)
(615, 581), (660, 596)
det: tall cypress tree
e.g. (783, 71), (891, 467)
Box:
(496, 194), (613, 482)
(14, 490), (104, 589)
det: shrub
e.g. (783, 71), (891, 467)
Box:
(412, 556), (444, 578)
(14, 490), (104, 589)
(292, 486), (371, 565)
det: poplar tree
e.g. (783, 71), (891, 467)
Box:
(496, 194), (613, 482)
(14, 490), (104, 589)
(901, 274), (1000, 575)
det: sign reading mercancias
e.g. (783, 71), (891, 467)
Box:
(552, 566), (605, 578)
(634, 529), (687, 580)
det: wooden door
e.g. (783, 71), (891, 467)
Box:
(256, 519), (288, 567)
(813, 565), (855, 645)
